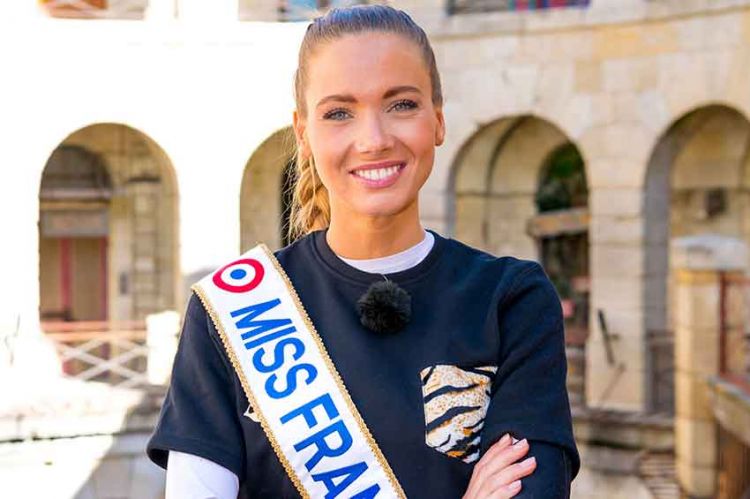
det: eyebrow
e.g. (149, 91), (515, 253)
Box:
(315, 85), (423, 109)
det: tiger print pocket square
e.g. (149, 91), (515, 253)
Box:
(420, 364), (498, 464)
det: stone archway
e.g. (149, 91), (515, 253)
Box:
(240, 127), (296, 252)
(450, 115), (590, 405)
(450, 116), (584, 258)
(644, 104), (750, 413)
(39, 123), (180, 325)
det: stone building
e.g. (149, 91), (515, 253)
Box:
(1, 0), (750, 497)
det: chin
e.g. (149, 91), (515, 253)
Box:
(353, 198), (414, 219)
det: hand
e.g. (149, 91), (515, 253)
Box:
(462, 434), (537, 499)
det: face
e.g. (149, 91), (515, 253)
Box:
(293, 32), (445, 222)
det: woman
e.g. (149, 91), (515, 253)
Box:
(147, 5), (579, 498)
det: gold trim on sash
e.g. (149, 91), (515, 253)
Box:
(192, 243), (406, 498)
(192, 284), (307, 498)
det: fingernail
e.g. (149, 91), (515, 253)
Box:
(514, 438), (528, 448)
(523, 457), (536, 468)
(509, 480), (521, 490)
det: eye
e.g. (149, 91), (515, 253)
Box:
(390, 99), (418, 112)
(322, 108), (351, 121)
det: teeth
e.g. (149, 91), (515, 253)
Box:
(354, 164), (402, 181)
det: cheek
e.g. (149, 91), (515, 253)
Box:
(308, 129), (346, 185)
(398, 117), (436, 152)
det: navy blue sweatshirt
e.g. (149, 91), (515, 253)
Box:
(147, 229), (580, 498)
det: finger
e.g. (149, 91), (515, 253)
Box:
(478, 438), (531, 479)
(500, 456), (537, 484)
(487, 457), (537, 496)
(467, 434), (513, 495)
(485, 433), (513, 458)
(489, 479), (522, 499)
(473, 444), (533, 499)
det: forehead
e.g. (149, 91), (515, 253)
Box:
(306, 32), (430, 101)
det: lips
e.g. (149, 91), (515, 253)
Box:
(349, 161), (406, 188)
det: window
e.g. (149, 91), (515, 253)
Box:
(447, 0), (589, 15)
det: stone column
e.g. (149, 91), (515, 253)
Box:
(671, 235), (747, 498)
(587, 186), (648, 411)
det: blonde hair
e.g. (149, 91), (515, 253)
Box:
(286, 4), (444, 242)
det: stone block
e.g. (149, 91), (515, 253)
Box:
(637, 90), (671, 133)
(660, 53), (710, 115)
(590, 188), (643, 217)
(675, 416), (717, 467)
(590, 215), (644, 245)
(603, 59), (640, 93)
(134, 256), (156, 273)
(593, 22), (678, 60)
(674, 325), (720, 376)
(560, 93), (593, 139)
(676, 457), (717, 499)
(672, 282), (720, 330)
(586, 334), (647, 411)
(588, 93), (615, 128)
(677, 17), (711, 51)
(674, 371), (714, 420)
(537, 63), (575, 103)
(591, 243), (645, 280)
(590, 275), (643, 310)
(590, 305), (646, 344)
(704, 14), (742, 49)
(586, 156), (644, 189)
(612, 92), (641, 124)
(575, 61), (602, 93)
(478, 36), (520, 65)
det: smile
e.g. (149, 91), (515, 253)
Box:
(350, 162), (406, 188)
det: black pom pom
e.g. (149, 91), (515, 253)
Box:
(356, 280), (411, 334)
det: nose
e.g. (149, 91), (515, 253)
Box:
(355, 112), (394, 155)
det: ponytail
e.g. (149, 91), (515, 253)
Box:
(286, 152), (331, 242)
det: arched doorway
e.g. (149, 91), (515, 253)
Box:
(39, 145), (112, 323)
(450, 115), (590, 406)
(39, 123), (179, 383)
(240, 127), (296, 252)
(644, 104), (750, 413)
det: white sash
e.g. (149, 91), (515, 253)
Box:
(192, 244), (405, 499)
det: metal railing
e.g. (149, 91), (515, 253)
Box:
(44, 320), (152, 389)
(447, 0), (590, 15)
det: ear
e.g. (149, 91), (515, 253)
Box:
(434, 107), (446, 147)
(292, 110), (311, 159)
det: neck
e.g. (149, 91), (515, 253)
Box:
(326, 201), (425, 259)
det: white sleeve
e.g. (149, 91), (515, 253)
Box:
(166, 450), (240, 499)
